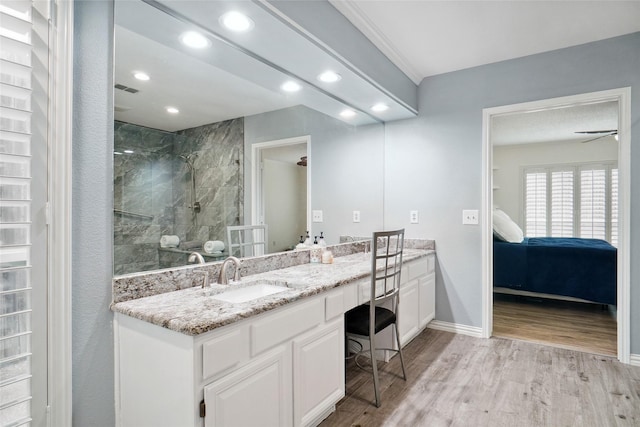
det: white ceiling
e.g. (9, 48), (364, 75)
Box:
(330, 1), (640, 83)
(491, 100), (618, 146)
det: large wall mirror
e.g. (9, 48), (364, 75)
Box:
(113, 0), (399, 275)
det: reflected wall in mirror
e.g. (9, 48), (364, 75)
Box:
(113, 0), (387, 275)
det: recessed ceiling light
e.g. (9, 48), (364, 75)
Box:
(281, 81), (301, 92)
(180, 31), (209, 49)
(220, 11), (254, 32)
(113, 151), (123, 155)
(133, 71), (150, 81)
(340, 109), (356, 118)
(166, 107), (180, 114)
(123, 150), (134, 154)
(371, 103), (389, 112)
(318, 71), (341, 83)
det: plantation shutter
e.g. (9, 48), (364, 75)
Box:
(0, 1), (34, 425)
(610, 168), (618, 247)
(580, 168), (607, 240)
(550, 170), (573, 237)
(524, 171), (546, 236)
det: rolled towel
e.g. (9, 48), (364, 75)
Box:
(160, 235), (180, 248)
(204, 240), (225, 254)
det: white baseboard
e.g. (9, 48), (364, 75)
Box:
(630, 354), (640, 367)
(427, 320), (483, 338)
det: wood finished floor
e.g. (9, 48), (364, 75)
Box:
(321, 329), (640, 427)
(493, 294), (617, 356)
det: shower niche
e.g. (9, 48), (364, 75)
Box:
(113, 118), (243, 275)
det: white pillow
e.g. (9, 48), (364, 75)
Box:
(493, 208), (524, 243)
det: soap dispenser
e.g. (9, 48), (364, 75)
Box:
(303, 231), (313, 248)
(295, 236), (306, 251)
(318, 232), (327, 248)
(310, 236), (322, 263)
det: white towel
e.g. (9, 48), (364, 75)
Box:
(203, 240), (225, 254)
(160, 235), (180, 248)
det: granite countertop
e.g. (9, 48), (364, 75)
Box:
(111, 249), (432, 336)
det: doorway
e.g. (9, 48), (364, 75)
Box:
(481, 88), (631, 362)
(252, 136), (310, 253)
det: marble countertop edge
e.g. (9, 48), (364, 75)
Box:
(111, 249), (433, 336)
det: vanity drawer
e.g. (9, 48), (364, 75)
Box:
(202, 325), (250, 380)
(408, 260), (429, 280)
(325, 289), (344, 321)
(251, 298), (324, 356)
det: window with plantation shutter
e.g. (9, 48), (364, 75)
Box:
(610, 168), (618, 247)
(523, 162), (618, 246)
(524, 171), (546, 237)
(580, 168), (607, 240)
(550, 170), (574, 237)
(1, 2), (34, 425)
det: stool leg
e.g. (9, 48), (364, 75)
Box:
(369, 334), (381, 407)
(394, 323), (407, 380)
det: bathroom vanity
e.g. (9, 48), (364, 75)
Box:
(111, 244), (435, 427)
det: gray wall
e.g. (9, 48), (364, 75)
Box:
(244, 105), (385, 245)
(72, 0), (115, 425)
(384, 32), (640, 351)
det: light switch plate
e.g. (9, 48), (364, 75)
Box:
(462, 209), (479, 225)
(312, 210), (323, 222)
(410, 210), (419, 224)
(353, 210), (360, 223)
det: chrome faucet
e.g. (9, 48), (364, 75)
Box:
(194, 269), (210, 288)
(218, 256), (241, 285)
(188, 252), (205, 264)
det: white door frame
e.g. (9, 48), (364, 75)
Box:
(481, 88), (631, 363)
(251, 135), (311, 233)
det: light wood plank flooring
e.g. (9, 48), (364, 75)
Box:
(321, 329), (640, 427)
(493, 294), (617, 356)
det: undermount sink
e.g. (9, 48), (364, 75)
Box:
(212, 282), (288, 304)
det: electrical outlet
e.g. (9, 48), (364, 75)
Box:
(353, 210), (361, 223)
(312, 210), (323, 222)
(462, 209), (479, 225)
(410, 210), (419, 224)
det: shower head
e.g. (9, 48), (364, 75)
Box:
(179, 153), (198, 168)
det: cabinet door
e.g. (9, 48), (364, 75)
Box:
(204, 346), (292, 427)
(419, 273), (436, 328)
(293, 318), (344, 427)
(398, 281), (420, 346)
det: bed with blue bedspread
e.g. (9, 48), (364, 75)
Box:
(493, 237), (617, 305)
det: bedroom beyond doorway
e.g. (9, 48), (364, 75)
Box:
(483, 89), (630, 360)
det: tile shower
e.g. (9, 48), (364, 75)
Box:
(113, 118), (244, 275)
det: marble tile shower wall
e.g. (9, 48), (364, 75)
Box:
(175, 118), (244, 244)
(113, 118), (244, 275)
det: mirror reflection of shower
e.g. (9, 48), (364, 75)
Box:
(180, 153), (200, 232)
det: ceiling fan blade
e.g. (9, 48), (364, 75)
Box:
(580, 133), (615, 143)
(575, 129), (617, 135)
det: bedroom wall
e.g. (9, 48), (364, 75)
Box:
(494, 137), (619, 224)
(383, 32), (640, 354)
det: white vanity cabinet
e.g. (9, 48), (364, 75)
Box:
(114, 252), (435, 427)
(115, 288), (347, 427)
(398, 253), (436, 346)
(203, 345), (292, 427)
